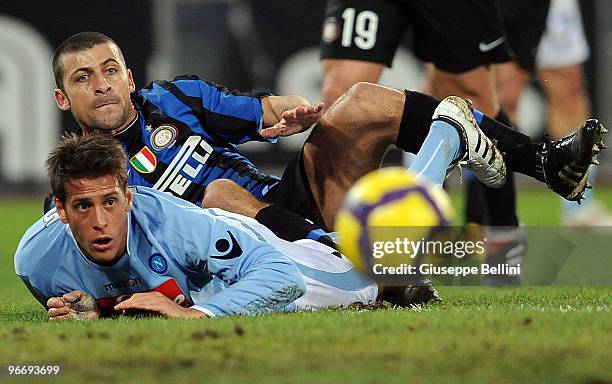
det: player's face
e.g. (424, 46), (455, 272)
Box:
(55, 175), (133, 265)
(54, 42), (137, 134)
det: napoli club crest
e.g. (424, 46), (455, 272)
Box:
(149, 253), (168, 274)
(150, 125), (177, 151)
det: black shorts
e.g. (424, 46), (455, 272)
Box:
(262, 150), (328, 231)
(496, 0), (551, 70)
(320, 0), (511, 73)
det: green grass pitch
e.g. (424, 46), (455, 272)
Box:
(1, 187), (611, 383)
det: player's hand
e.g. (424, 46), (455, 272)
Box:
(47, 290), (100, 321)
(113, 291), (207, 319)
(260, 102), (324, 139)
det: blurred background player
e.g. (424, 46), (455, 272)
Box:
(319, 0), (525, 281)
(496, 0), (612, 228)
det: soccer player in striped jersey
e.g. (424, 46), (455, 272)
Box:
(51, 31), (604, 238)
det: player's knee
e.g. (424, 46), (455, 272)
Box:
(341, 82), (391, 115)
(322, 78), (349, 107)
(321, 82), (376, 125)
(202, 179), (242, 208)
(448, 78), (481, 100)
(433, 67), (491, 104)
(346, 82), (377, 102)
(497, 86), (521, 116)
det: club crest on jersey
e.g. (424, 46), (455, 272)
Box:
(150, 124), (177, 151)
(149, 253), (168, 274)
(130, 146), (157, 174)
(322, 17), (340, 44)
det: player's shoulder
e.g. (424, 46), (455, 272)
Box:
(138, 75), (204, 94)
(130, 186), (216, 227)
(131, 185), (196, 208)
(138, 75), (253, 100)
(136, 75), (218, 111)
(14, 209), (69, 276)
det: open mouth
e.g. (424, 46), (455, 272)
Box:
(93, 237), (113, 251)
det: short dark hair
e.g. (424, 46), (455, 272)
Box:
(46, 133), (128, 202)
(52, 31), (124, 91)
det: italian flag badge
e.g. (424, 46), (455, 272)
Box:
(130, 147), (157, 173)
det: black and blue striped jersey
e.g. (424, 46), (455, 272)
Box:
(114, 75), (279, 206)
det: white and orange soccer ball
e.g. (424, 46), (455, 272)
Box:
(335, 167), (455, 272)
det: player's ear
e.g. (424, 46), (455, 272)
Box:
(54, 89), (71, 111)
(54, 197), (68, 223)
(125, 188), (133, 211)
(127, 69), (135, 93)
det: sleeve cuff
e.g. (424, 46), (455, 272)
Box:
(190, 305), (217, 318)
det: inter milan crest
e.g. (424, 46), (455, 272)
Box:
(130, 146), (157, 174)
(150, 124), (177, 151)
(321, 17), (340, 44)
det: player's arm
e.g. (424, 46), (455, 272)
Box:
(18, 275), (100, 321)
(192, 234), (307, 317)
(168, 76), (322, 142)
(260, 95), (324, 139)
(115, 240), (306, 318)
(113, 291), (206, 319)
(167, 76), (272, 144)
(116, 210), (307, 318)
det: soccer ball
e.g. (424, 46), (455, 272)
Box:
(335, 167), (455, 273)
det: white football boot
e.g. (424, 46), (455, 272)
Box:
(433, 96), (507, 188)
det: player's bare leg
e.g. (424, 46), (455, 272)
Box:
(495, 62), (531, 123)
(202, 179), (269, 217)
(321, 59), (384, 111)
(428, 65), (500, 116)
(303, 82), (405, 228)
(538, 64), (590, 140)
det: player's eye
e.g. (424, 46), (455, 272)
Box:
(75, 202), (91, 210)
(106, 67), (118, 75)
(77, 74), (88, 82)
(106, 198), (117, 206)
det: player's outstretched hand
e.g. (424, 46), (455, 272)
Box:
(47, 290), (100, 321)
(260, 102), (324, 139)
(114, 291), (206, 319)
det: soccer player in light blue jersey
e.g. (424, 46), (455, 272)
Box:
(15, 134), (377, 320)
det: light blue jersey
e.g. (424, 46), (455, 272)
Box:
(15, 187), (306, 317)
(15, 187), (377, 317)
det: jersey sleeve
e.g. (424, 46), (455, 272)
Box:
(18, 275), (49, 308)
(171, 76), (274, 144)
(158, 203), (307, 317)
(195, 217), (306, 316)
(14, 212), (83, 310)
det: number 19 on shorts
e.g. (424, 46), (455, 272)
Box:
(341, 8), (378, 50)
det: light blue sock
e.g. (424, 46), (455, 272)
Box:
(409, 120), (462, 185)
(562, 163), (597, 215)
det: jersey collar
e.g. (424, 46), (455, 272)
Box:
(111, 113), (139, 137)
